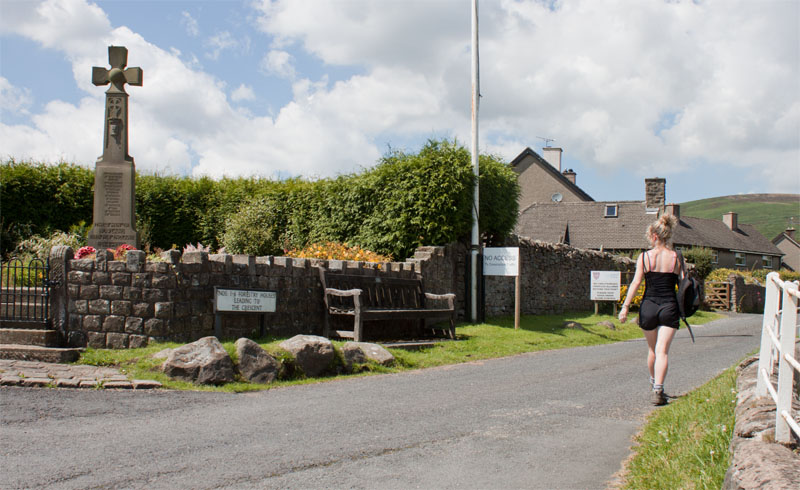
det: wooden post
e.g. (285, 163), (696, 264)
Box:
(514, 275), (520, 330)
(594, 301), (599, 315)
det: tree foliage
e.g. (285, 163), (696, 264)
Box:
(2, 139), (520, 260)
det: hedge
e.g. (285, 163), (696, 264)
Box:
(1, 139), (520, 260)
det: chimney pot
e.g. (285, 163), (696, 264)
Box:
(562, 168), (576, 184)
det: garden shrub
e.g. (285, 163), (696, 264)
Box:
(286, 242), (392, 263)
(682, 247), (714, 279)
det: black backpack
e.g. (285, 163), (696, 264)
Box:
(676, 250), (701, 342)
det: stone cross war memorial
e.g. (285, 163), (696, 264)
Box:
(87, 46), (142, 251)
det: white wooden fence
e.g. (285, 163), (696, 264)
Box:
(756, 272), (800, 443)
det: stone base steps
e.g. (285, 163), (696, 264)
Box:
(0, 328), (62, 347)
(0, 344), (82, 363)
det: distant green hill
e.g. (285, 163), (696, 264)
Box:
(679, 194), (799, 240)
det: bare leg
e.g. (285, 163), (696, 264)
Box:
(653, 326), (677, 385)
(643, 329), (658, 380)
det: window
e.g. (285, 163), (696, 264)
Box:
(711, 250), (719, 264)
(762, 255), (772, 269)
(604, 204), (618, 218)
(735, 252), (746, 267)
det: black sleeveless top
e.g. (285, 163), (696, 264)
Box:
(643, 252), (678, 301)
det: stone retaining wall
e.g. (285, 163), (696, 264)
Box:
(59, 248), (421, 348)
(54, 238), (635, 348)
(723, 354), (800, 489)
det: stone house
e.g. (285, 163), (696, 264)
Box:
(512, 148), (783, 270)
(772, 227), (799, 271)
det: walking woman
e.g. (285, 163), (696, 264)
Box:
(619, 213), (683, 405)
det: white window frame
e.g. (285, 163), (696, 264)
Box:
(604, 204), (618, 218)
(762, 255), (773, 269)
(735, 252), (746, 267)
(711, 250), (718, 264)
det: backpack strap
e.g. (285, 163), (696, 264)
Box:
(675, 249), (696, 343)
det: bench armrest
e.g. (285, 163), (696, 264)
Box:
(425, 292), (455, 309)
(325, 287), (363, 298)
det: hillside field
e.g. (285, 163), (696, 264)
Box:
(679, 194), (799, 240)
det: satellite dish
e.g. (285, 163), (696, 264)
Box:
(551, 192), (563, 202)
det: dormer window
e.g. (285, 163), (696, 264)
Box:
(604, 204), (618, 218)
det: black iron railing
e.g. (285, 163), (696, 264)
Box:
(0, 257), (51, 323)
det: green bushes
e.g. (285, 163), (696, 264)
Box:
(0, 160), (94, 256)
(2, 139), (520, 260)
(706, 267), (799, 284)
(682, 247), (714, 279)
(220, 140), (520, 259)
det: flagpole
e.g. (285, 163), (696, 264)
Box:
(470, 0), (480, 322)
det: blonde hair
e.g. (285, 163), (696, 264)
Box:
(646, 213), (678, 245)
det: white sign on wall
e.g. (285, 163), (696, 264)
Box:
(215, 288), (277, 313)
(590, 271), (621, 301)
(483, 247), (520, 276)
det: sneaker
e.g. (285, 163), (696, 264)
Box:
(651, 389), (667, 406)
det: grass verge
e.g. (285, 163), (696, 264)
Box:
(74, 310), (722, 393)
(620, 366), (737, 489)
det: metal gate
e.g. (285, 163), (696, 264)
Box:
(705, 281), (731, 310)
(0, 257), (52, 327)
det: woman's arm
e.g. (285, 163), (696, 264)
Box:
(619, 253), (644, 323)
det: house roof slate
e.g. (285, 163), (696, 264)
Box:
(510, 147), (594, 202)
(516, 201), (784, 255)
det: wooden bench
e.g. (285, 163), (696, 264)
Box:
(319, 267), (456, 342)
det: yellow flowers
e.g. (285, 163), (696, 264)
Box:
(285, 242), (392, 264)
(619, 283), (645, 308)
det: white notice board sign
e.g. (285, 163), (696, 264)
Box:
(215, 288), (277, 313)
(590, 271), (621, 301)
(483, 247), (520, 276)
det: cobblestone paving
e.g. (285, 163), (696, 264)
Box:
(0, 360), (162, 389)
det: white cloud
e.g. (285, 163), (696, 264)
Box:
(0, 77), (33, 114)
(231, 84), (255, 102)
(261, 50), (296, 80)
(204, 31), (249, 61)
(181, 11), (199, 37)
(1, 0), (797, 197)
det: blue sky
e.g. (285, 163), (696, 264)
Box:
(1, 0), (798, 205)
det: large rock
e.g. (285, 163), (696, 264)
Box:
(723, 439), (800, 490)
(162, 337), (235, 385)
(341, 342), (395, 368)
(235, 338), (280, 384)
(278, 335), (334, 377)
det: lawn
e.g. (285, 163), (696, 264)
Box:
(75, 309), (723, 392)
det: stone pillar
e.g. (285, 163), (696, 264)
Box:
(49, 245), (74, 337)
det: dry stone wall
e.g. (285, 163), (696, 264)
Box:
(58, 238), (634, 348)
(62, 248), (419, 349)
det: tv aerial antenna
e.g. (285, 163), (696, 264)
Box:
(537, 136), (555, 147)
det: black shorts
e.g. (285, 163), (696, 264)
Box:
(638, 297), (680, 330)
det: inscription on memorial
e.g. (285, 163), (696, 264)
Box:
(103, 172), (122, 217)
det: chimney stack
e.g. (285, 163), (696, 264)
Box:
(645, 178), (666, 212)
(784, 227), (795, 241)
(542, 147), (563, 172)
(666, 203), (680, 219)
(562, 168), (576, 184)
(723, 212), (738, 231)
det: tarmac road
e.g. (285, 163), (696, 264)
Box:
(1, 314), (761, 489)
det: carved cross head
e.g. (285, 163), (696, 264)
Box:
(92, 46), (143, 94)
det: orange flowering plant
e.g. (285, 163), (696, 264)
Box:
(285, 242), (392, 264)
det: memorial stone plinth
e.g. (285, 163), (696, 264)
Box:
(87, 46), (142, 250)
